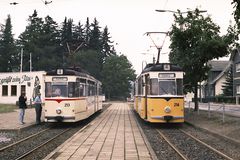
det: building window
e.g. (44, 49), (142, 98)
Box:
(21, 85), (26, 94)
(2, 85), (8, 96)
(236, 63), (240, 72)
(237, 85), (240, 94)
(11, 85), (17, 96)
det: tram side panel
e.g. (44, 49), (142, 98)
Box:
(134, 96), (138, 112)
(139, 97), (147, 119)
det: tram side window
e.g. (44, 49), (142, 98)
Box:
(79, 84), (85, 96)
(68, 82), (77, 97)
(150, 79), (158, 95)
(88, 84), (95, 96)
(86, 85), (89, 96)
(138, 78), (142, 95)
(176, 79), (183, 95)
(75, 82), (80, 97)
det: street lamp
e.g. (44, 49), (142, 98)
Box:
(155, 9), (207, 14)
(155, 9), (179, 14)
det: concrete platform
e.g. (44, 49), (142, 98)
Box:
(0, 107), (43, 131)
(44, 102), (157, 160)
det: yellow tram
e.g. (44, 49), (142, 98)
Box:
(134, 63), (184, 123)
(44, 67), (103, 122)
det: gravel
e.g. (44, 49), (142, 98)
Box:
(132, 104), (240, 160)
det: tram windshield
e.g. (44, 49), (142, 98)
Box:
(159, 80), (176, 95)
(45, 82), (68, 97)
(150, 78), (182, 95)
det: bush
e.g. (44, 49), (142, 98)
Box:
(199, 96), (236, 104)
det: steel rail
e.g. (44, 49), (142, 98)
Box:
(156, 129), (188, 160)
(14, 127), (72, 160)
(179, 129), (233, 160)
(15, 107), (111, 160)
(0, 128), (50, 152)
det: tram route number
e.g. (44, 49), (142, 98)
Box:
(64, 103), (70, 107)
(174, 103), (180, 107)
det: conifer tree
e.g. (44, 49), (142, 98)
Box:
(89, 18), (101, 51)
(84, 17), (91, 49)
(18, 10), (44, 71)
(0, 15), (18, 72)
(222, 64), (233, 96)
(101, 26), (115, 60)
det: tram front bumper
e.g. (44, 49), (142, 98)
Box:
(45, 116), (75, 122)
(150, 116), (184, 120)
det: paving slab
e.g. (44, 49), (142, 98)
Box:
(44, 103), (157, 160)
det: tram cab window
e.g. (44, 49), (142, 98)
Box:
(150, 78), (177, 95)
(159, 80), (176, 95)
(52, 84), (67, 97)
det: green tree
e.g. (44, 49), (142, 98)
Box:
(72, 50), (102, 80)
(39, 15), (62, 70)
(222, 64), (233, 96)
(169, 9), (230, 111)
(18, 10), (44, 71)
(72, 21), (85, 48)
(89, 18), (102, 51)
(84, 17), (91, 49)
(102, 55), (136, 100)
(101, 26), (116, 60)
(0, 15), (18, 72)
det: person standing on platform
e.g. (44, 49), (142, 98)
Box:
(18, 92), (27, 125)
(34, 93), (42, 124)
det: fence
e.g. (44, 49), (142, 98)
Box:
(186, 102), (240, 123)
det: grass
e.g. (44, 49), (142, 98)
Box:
(0, 104), (18, 113)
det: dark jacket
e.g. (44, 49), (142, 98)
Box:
(19, 95), (27, 109)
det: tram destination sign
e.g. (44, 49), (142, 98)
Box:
(158, 73), (175, 78)
(52, 77), (68, 82)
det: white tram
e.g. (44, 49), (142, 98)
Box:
(44, 67), (103, 122)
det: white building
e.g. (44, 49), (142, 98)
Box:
(0, 71), (46, 104)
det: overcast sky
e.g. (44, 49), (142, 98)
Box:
(0, 0), (234, 74)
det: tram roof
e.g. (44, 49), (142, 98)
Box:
(46, 67), (91, 78)
(142, 63), (183, 73)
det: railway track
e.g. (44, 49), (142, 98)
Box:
(156, 127), (233, 160)
(0, 125), (74, 160)
(0, 104), (111, 160)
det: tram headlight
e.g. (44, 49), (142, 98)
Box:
(56, 109), (62, 114)
(164, 106), (171, 113)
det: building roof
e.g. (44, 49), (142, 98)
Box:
(210, 61), (232, 85)
(202, 60), (230, 86)
(208, 60), (229, 71)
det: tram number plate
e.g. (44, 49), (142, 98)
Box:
(64, 103), (70, 107)
(174, 103), (179, 107)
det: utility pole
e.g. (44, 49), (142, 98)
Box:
(20, 48), (23, 72)
(30, 53), (32, 72)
